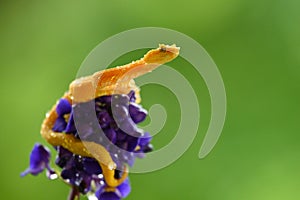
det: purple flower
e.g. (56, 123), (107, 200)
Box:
(22, 91), (153, 200)
(56, 98), (72, 116)
(53, 98), (76, 134)
(129, 102), (147, 124)
(134, 132), (153, 158)
(127, 90), (136, 102)
(138, 132), (153, 153)
(60, 165), (92, 194)
(21, 143), (55, 177)
(65, 111), (76, 133)
(55, 146), (73, 168)
(96, 179), (131, 200)
(55, 146), (103, 194)
(52, 116), (67, 132)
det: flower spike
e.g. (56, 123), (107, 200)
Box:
(23, 44), (180, 199)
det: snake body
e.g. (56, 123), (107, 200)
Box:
(40, 44), (180, 187)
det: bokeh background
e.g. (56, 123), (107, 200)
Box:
(1, 0), (299, 199)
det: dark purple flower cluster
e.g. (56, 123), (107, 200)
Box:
(22, 91), (153, 200)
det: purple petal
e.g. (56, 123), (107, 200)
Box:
(61, 167), (77, 185)
(96, 95), (112, 104)
(95, 178), (130, 200)
(60, 156), (93, 194)
(138, 132), (152, 147)
(82, 157), (102, 175)
(129, 103), (147, 123)
(117, 178), (131, 198)
(21, 143), (52, 177)
(56, 98), (71, 116)
(55, 146), (73, 168)
(78, 174), (92, 194)
(96, 190), (121, 200)
(98, 111), (112, 129)
(127, 90), (136, 102)
(100, 192), (120, 200)
(52, 116), (67, 132)
(65, 112), (76, 133)
(126, 136), (139, 152)
(104, 128), (117, 144)
(116, 130), (127, 141)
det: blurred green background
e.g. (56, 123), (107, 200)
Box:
(1, 0), (299, 199)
